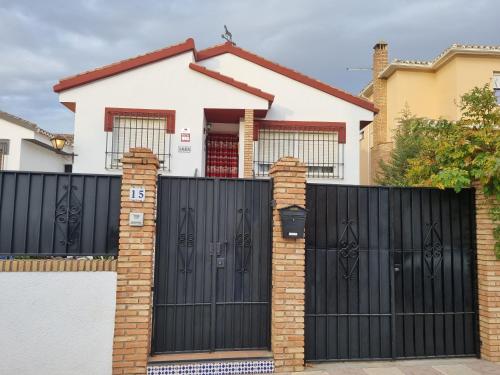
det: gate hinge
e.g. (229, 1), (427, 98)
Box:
(270, 199), (276, 208)
(209, 242), (214, 255)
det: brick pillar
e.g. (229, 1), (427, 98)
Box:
(269, 157), (307, 373)
(243, 109), (254, 178)
(112, 148), (159, 375)
(370, 40), (392, 184)
(475, 185), (500, 362)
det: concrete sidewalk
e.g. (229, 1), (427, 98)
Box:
(298, 358), (500, 375)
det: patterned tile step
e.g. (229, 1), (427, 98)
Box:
(148, 358), (274, 375)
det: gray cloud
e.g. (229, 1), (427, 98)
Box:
(0, 0), (499, 132)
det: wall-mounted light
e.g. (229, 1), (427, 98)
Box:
(50, 135), (67, 151)
(51, 135), (76, 164)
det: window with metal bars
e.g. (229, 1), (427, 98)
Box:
(0, 140), (9, 170)
(494, 74), (500, 104)
(253, 128), (344, 179)
(105, 110), (173, 170)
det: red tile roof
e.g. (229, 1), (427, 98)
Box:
(53, 38), (196, 92)
(189, 63), (274, 105)
(197, 43), (377, 113)
(53, 38), (376, 113)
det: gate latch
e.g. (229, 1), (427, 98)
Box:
(216, 257), (226, 268)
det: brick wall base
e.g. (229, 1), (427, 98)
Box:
(0, 259), (116, 272)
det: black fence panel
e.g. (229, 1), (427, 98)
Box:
(305, 184), (478, 361)
(0, 172), (121, 256)
(391, 187), (477, 359)
(152, 177), (272, 354)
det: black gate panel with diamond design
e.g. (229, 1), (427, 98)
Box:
(305, 185), (478, 361)
(152, 177), (272, 354)
(0, 171), (120, 256)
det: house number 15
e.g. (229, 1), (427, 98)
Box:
(129, 187), (146, 202)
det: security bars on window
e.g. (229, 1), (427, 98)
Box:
(253, 128), (344, 179)
(105, 114), (172, 170)
(0, 140), (9, 171)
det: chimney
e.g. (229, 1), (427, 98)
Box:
(372, 41), (388, 142)
(370, 41), (390, 183)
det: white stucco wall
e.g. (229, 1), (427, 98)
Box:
(0, 117), (33, 170)
(20, 140), (71, 172)
(0, 272), (116, 375)
(0, 117), (72, 172)
(200, 54), (374, 185)
(58, 47), (373, 184)
(59, 51), (269, 175)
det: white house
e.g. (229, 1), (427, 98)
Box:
(54, 38), (376, 184)
(0, 110), (73, 172)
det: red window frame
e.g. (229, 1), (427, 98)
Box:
(253, 120), (346, 143)
(104, 107), (176, 133)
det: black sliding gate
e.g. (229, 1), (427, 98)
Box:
(305, 185), (478, 361)
(152, 177), (272, 354)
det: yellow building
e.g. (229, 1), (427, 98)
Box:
(360, 42), (500, 184)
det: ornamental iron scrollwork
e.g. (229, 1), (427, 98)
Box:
(423, 222), (443, 279)
(235, 208), (252, 272)
(55, 184), (82, 252)
(177, 207), (195, 273)
(338, 219), (359, 279)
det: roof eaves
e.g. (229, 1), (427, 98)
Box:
(0, 110), (37, 131)
(197, 43), (378, 113)
(379, 44), (500, 79)
(359, 81), (373, 98)
(189, 63), (275, 105)
(0, 110), (73, 145)
(53, 38), (196, 93)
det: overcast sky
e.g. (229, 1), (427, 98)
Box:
(1, 0), (499, 133)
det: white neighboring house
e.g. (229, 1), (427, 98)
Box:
(0, 110), (73, 172)
(53, 38), (376, 184)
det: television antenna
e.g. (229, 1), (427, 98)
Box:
(346, 67), (372, 71)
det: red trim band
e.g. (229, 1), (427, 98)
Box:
(104, 107), (176, 133)
(253, 120), (346, 143)
(53, 38), (377, 114)
(197, 43), (377, 113)
(54, 38), (195, 92)
(189, 63), (274, 105)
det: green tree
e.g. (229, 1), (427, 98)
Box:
(376, 109), (427, 186)
(376, 85), (499, 256)
(404, 85), (500, 256)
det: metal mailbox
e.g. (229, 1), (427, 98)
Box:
(279, 205), (307, 238)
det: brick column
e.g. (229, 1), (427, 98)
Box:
(269, 157), (307, 373)
(370, 41), (392, 184)
(475, 185), (500, 362)
(112, 148), (159, 375)
(243, 109), (254, 178)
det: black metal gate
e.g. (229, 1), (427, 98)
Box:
(152, 177), (272, 354)
(305, 185), (478, 361)
(0, 171), (120, 256)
